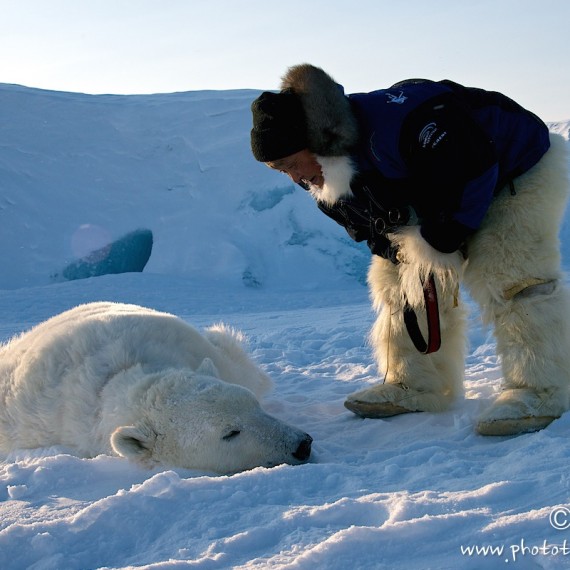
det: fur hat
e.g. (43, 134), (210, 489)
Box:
(280, 64), (359, 156)
(250, 90), (308, 162)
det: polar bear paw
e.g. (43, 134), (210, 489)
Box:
(344, 382), (445, 418)
(476, 388), (564, 436)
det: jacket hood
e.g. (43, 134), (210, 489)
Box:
(280, 64), (359, 157)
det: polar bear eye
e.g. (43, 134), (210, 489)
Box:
(222, 430), (241, 441)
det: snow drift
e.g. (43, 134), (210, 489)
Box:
(1, 83), (570, 569)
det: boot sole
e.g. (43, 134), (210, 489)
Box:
(344, 399), (419, 419)
(476, 415), (556, 436)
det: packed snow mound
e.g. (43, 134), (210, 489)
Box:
(0, 81), (568, 569)
(0, 83), (368, 290)
(549, 119), (570, 140)
(0, 84), (567, 292)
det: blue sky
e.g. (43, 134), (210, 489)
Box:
(1, 0), (569, 121)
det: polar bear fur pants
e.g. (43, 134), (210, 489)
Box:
(345, 133), (570, 435)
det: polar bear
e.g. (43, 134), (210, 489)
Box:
(0, 302), (312, 474)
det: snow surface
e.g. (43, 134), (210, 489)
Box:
(1, 84), (570, 569)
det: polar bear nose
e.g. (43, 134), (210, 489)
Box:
(292, 434), (313, 461)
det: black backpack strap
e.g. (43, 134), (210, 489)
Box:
(403, 273), (441, 354)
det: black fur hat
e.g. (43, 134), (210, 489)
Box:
(250, 90), (308, 162)
(280, 64), (359, 156)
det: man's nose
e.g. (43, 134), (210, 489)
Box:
(287, 169), (303, 184)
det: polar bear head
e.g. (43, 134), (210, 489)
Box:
(110, 363), (312, 474)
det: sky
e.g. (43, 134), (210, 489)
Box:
(1, 0), (570, 121)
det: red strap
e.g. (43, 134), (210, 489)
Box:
(403, 273), (441, 354)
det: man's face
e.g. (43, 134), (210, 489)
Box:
(267, 149), (324, 188)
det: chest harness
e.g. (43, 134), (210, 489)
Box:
(317, 178), (442, 354)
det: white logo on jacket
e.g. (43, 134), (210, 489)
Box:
(419, 122), (448, 149)
(419, 122), (438, 147)
(386, 91), (408, 104)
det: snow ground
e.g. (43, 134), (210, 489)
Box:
(1, 84), (570, 569)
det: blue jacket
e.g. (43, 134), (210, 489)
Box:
(320, 79), (550, 255)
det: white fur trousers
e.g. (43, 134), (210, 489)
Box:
(353, 134), (570, 423)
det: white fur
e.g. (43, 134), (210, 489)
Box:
(346, 134), (570, 425)
(307, 155), (355, 206)
(388, 225), (464, 309)
(0, 302), (312, 474)
(345, 254), (467, 413)
(465, 133), (570, 423)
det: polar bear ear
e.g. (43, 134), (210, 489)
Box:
(111, 425), (156, 462)
(196, 357), (220, 378)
